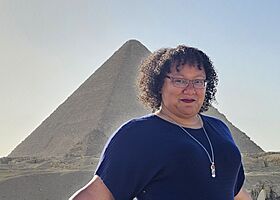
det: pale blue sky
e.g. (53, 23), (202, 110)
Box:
(0, 0), (279, 157)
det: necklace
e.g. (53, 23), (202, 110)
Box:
(157, 113), (216, 178)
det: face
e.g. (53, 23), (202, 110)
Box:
(160, 63), (206, 120)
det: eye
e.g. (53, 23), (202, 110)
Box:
(174, 78), (186, 84)
(193, 79), (204, 84)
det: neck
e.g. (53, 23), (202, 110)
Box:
(156, 108), (202, 128)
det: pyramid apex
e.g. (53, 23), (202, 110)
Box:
(121, 39), (146, 49)
(114, 39), (150, 57)
(125, 39), (142, 44)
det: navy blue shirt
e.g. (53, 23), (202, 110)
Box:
(95, 114), (245, 200)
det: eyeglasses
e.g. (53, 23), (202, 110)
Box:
(166, 75), (207, 89)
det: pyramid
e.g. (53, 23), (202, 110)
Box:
(9, 40), (262, 158)
(206, 107), (263, 153)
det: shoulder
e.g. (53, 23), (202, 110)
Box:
(108, 114), (160, 143)
(201, 114), (227, 128)
(201, 114), (232, 133)
(118, 114), (160, 132)
(101, 114), (163, 157)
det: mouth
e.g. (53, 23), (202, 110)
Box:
(180, 98), (196, 103)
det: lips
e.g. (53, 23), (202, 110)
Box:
(180, 98), (196, 103)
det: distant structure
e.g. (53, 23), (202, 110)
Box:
(9, 40), (263, 158)
(206, 107), (263, 153)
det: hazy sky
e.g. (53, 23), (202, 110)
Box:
(1, 0), (279, 157)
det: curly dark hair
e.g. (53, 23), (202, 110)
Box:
(137, 45), (218, 113)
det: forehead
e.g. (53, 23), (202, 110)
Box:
(169, 63), (206, 77)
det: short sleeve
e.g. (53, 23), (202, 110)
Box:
(95, 122), (161, 200)
(234, 163), (245, 196)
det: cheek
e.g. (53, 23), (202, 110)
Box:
(168, 89), (183, 99)
(199, 90), (206, 101)
(161, 88), (181, 103)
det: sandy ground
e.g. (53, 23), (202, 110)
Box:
(0, 156), (99, 200)
(0, 170), (92, 200)
(0, 153), (280, 200)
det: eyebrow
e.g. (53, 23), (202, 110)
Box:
(169, 74), (206, 79)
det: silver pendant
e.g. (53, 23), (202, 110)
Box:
(211, 162), (216, 178)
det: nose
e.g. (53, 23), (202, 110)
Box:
(182, 83), (196, 94)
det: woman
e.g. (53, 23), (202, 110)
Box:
(70, 45), (252, 200)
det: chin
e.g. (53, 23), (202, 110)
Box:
(178, 111), (198, 118)
(179, 107), (199, 114)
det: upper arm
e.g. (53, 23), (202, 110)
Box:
(95, 123), (162, 199)
(234, 187), (252, 200)
(69, 175), (114, 200)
